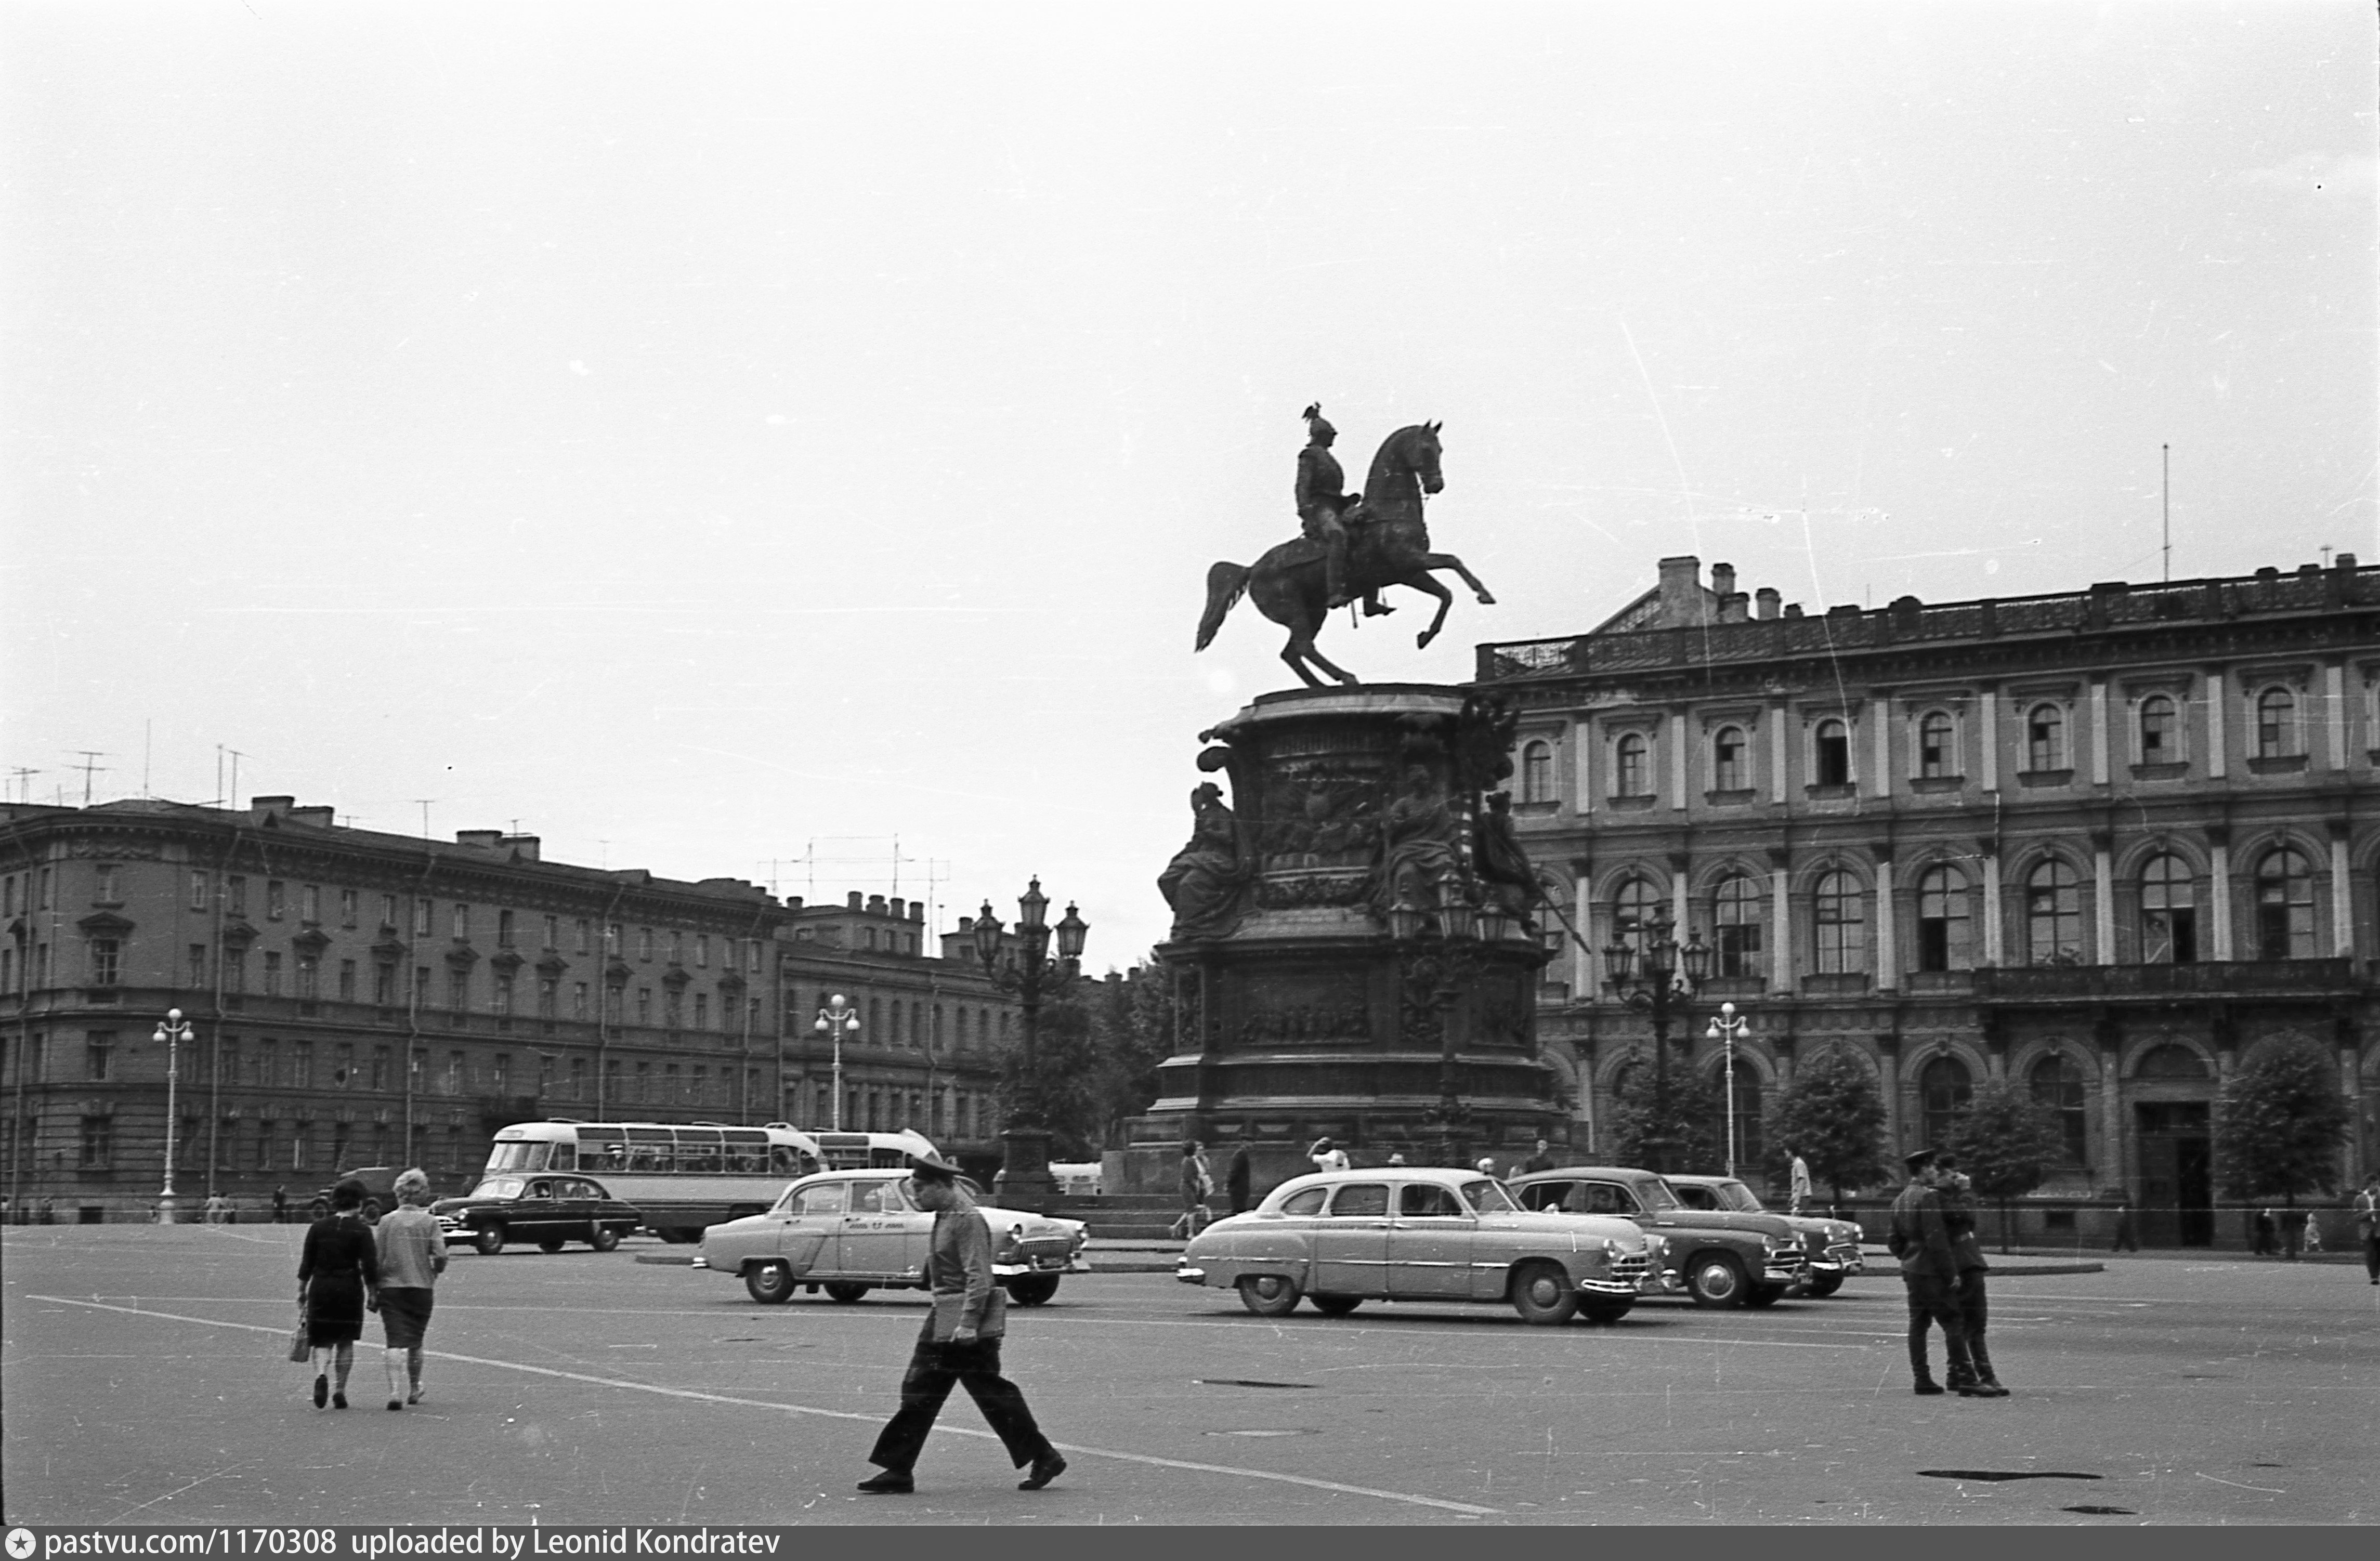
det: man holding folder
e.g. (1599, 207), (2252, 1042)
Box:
(858, 1151), (1066, 1495)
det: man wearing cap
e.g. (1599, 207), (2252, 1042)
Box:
(1933, 1153), (2008, 1396)
(1889, 1148), (1984, 1397)
(858, 1153), (1065, 1495)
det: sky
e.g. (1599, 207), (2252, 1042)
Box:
(4, 0), (2374, 963)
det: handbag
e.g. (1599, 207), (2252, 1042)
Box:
(287, 1314), (311, 1363)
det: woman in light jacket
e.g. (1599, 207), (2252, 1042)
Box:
(372, 1169), (449, 1410)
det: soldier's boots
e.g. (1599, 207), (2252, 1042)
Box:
(1912, 1373), (1946, 1396)
(1966, 1342), (2011, 1397)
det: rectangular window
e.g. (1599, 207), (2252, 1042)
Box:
(256, 1038), (279, 1087)
(88, 938), (121, 987)
(576, 920), (591, 954)
(229, 877), (248, 916)
(538, 1054), (554, 1096)
(492, 1054), (510, 1095)
(696, 934), (709, 969)
(292, 1041), (312, 1088)
(373, 963), (395, 1005)
(572, 981), (589, 1020)
(94, 864), (119, 902)
(538, 978), (558, 1020)
(544, 915), (559, 951)
(414, 899), (433, 937)
(380, 894), (398, 928)
(498, 910), (515, 948)
(569, 1056), (587, 1098)
(493, 975), (514, 1017)
(332, 1042), (354, 1089)
(296, 954), (319, 1001)
(300, 884), (319, 924)
(339, 889), (357, 928)
(190, 872), (210, 911)
(637, 927), (653, 960)
(444, 1052), (464, 1095)
(448, 968), (468, 1016)
(413, 965), (430, 1011)
(372, 1046), (389, 1091)
(452, 903), (469, 940)
(267, 881), (285, 920)
(637, 987), (652, 1025)
(664, 988), (682, 1030)
(262, 951), (282, 996)
(635, 1060), (652, 1103)
(693, 992), (709, 1029)
(665, 1062), (681, 1099)
(86, 1031), (113, 1081)
(668, 932), (682, 964)
(338, 959), (357, 1002)
(188, 944), (208, 987)
(79, 1116), (111, 1169)
(226, 948), (249, 995)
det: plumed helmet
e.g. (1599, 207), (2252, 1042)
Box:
(1302, 402), (1336, 439)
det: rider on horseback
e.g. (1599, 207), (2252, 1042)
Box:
(1296, 404), (1389, 616)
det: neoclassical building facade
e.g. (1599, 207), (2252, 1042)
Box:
(1474, 554), (2377, 1244)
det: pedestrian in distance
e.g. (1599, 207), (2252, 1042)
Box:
(372, 1169), (447, 1411)
(1309, 1137), (1349, 1174)
(40, 1197), (57, 1225)
(1786, 1148), (1814, 1216)
(1168, 1142), (1210, 1240)
(1889, 1149), (1984, 1398)
(1225, 1142), (1253, 1216)
(1932, 1153), (2008, 1397)
(1520, 1137), (1557, 1175)
(2353, 1172), (2379, 1285)
(2110, 1193), (2140, 1253)
(2301, 1209), (2323, 1255)
(2253, 1207), (2278, 1258)
(298, 1179), (381, 1410)
(858, 1152), (1064, 1496)
(1475, 1156), (1500, 1182)
(273, 1185), (289, 1224)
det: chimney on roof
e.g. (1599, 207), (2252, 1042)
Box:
(1719, 592), (1749, 624)
(867, 894), (887, 915)
(1655, 556), (1704, 627)
(2337, 553), (2358, 572)
(1756, 587), (1781, 621)
(910, 902), (925, 923)
(502, 834), (541, 862)
(250, 795), (294, 823)
(889, 897), (906, 920)
(1710, 562), (1736, 598)
(786, 895), (803, 911)
(287, 806), (335, 829)
(846, 890), (863, 910)
(455, 829), (504, 850)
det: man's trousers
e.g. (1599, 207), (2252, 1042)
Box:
(1903, 1273), (1974, 1381)
(868, 1333), (1054, 1474)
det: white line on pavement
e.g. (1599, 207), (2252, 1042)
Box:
(28, 1295), (1505, 1519)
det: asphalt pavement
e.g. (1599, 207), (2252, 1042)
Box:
(5, 1223), (2375, 1526)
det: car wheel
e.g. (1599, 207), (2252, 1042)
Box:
(1685, 1251), (1748, 1308)
(1578, 1301), (1634, 1324)
(1308, 1294), (1363, 1317)
(1509, 1260), (1580, 1325)
(1806, 1273), (1844, 1298)
(1003, 1275), (1061, 1306)
(474, 1225), (506, 1256)
(307, 1198), (330, 1221)
(1236, 1274), (1302, 1317)
(589, 1225), (621, 1253)
(744, 1261), (796, 1305)
(1745, 1282), (1786, 1308)
(822, 1282), (872, 1303)
(538, 1236), (566, 1254)
(362, 1199), (383, 1225)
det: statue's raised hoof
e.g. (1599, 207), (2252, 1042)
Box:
(1416, 631), (1437, 650)
(1476, 591), (1497, 605)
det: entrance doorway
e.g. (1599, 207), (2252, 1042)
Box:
(2136, 1101), (2212, 1247)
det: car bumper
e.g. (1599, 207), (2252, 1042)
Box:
(1176, 1263), (1205, 1284)
(1812, 1245), (1864, 1276)
(995, 1254), (1090, 1277)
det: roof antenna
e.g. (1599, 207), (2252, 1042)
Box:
(2161, 443), (2170, 583)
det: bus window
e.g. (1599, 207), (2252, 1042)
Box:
(486, 1140), (549, 1172)
(551, 1143), (576, 1172)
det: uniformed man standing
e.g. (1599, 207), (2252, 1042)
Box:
(1890, 1149), (1985, 1397)
(1933, 1153), (2008, 1397)
(858, 1153), (1065, 1495)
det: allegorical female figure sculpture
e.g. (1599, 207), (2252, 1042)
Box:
(1374, 764), (1461, 922)
(1158, 782), (1248, 940)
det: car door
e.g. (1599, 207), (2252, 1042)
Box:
(517, 1178), (564, 1241)
(836, 1178), (918, 1279)
(1387, 1182), (1476, 1299)
(776, 1180), (847, 1276)
(1310, 1182), (1392, 1295)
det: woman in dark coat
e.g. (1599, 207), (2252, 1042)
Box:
(298, 1178), (381, 1409)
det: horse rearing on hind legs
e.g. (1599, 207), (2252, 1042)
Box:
(1195, 421), (1496, 687)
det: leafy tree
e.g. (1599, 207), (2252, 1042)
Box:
(1602, 1051), (1720, 1174)
(1942, 1080), (2064, 1252)
(2215, 1041), (2351, 1254)
(1762, 1046), (1890, 1204)
(991, 962), (1172, 1161)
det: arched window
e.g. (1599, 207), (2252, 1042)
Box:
(2029, 1054), (2088, 1165)
(1918, 711), (1955, 778)
(2138, 694), (2177, 764)
(1813, 870), (1864, 974)
(2026, 703), (2066, 771)
(1813, 719), (1851, 786)
(2025, 859), (2082, 964)
(2254, 847), (2314, 959)
(1916, 864), (1970, 972)
(1919, 1056), (1972, 1150)
(1611, 876), (1662, 956)
(2139, 853), (2197, 964)
(1713, 874), (1762, 978)
(1614, 732), (1649, 797)
(1520, 740), (1554, 804)
(2136, 1044), (2208, 1079)
(1712, 726), (1746, 791)
(2255, 687), (2298, 758)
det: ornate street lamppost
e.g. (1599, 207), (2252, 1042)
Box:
(1388, 881), (1516, 1166)
(814, 994), (859, 1131)
(152, 1007), (194, 1224)
(972, 878), (1087, 1209)
(1601, 910), (1709, 1175)
(1705, 1000), (1754, 1179)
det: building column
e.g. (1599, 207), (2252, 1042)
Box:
(1573, 717), (1594, 816)
(1671, 855), (1691, 941)
(1768, 702), (1789, 803)
(1877, 1036), (1902, 1155)
(2090, 680), (2111, 786)
(2208, 829), (2234, 960)
(1870, 694), (1893, 799)
(1769, 851), (1793, 995)
(1981, 850), (2005, 967)
(1672, 715), (1691, 812)
(1875, 856), (1898, 992)
(2325, 660), (2348, 771)
(1573, 869), (1593, 995)
(2098, 1031), (2125, 1193)
(2205, 666), (2228, 779)
(2093, 832), (2116, 965)
(2337, 1033), (2363, 1190)
(2328, 824), (2353, 957)
(1978, 686), (2000, 792)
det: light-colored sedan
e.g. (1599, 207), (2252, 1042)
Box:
(694, 1169), (1090, 1306)
(1176, 1166), (1655, 1325)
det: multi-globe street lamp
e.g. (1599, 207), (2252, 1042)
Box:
(1705, 1000), (1755, 1179)
(814, 993), (860, 1131)
(1387, 879), (1519, 1163)
(971, 878), (1087, 1209)
(152, 1007), (194, 1224)
(1601, 910), (1709, 1174)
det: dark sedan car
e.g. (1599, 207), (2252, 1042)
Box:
(432, 1173), (642, 1254)
(1506, 1165), (1808, 1307)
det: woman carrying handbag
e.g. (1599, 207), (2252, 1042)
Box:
(296, 1178), (381, 1408)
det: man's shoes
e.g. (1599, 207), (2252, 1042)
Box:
(1970, 1376), (2011, 1397)
(1018, 1453), (1067, 1491)
(1912, 1376), (1945, 1396)
(312, 1375), (329, 1409)
(855, 1471), (914, 1496)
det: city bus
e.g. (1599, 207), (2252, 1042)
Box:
(479, 1120), (938, 1242)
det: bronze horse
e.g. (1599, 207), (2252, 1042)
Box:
(1196, 422), (1495, 687)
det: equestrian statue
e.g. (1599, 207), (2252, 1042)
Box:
(1195, 406), (1495, 687)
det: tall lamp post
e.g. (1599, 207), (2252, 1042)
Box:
(1601, 910), (1709, 1174)
(1388, 882), (1518, 1165)
(1705, 1000), (1754, 1179)
(814, 994), (859, 1131)
(972, 878), (1087, 1210)
(153, 1007), (194, 1224)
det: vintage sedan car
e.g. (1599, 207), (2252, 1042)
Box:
(1176, 1166), (1654, 1325)
(694, 1169), (1090, 1306)
(1506, 1166), (1807, 1308)
(432, 1173), (642, 1254)
(1664, 1173), (1866, 1297)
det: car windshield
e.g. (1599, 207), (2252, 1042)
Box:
(1635, 1178), (1681, 1210)
(1714, 1179), (1765, 1213)
(471, 1177), (524, 1200)
(1461, 1178), (1518, 1213)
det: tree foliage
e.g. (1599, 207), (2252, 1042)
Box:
(993, 963), (1171, 1160)
(2214, 1042), (2350, 1208)
(1762, 1046), (1891, 1202)
(1602, 1051), (1721, 1174)
(1942, 1079), (2065, 1252)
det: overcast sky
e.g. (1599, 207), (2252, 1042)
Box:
(5, 1), (2373, 962)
